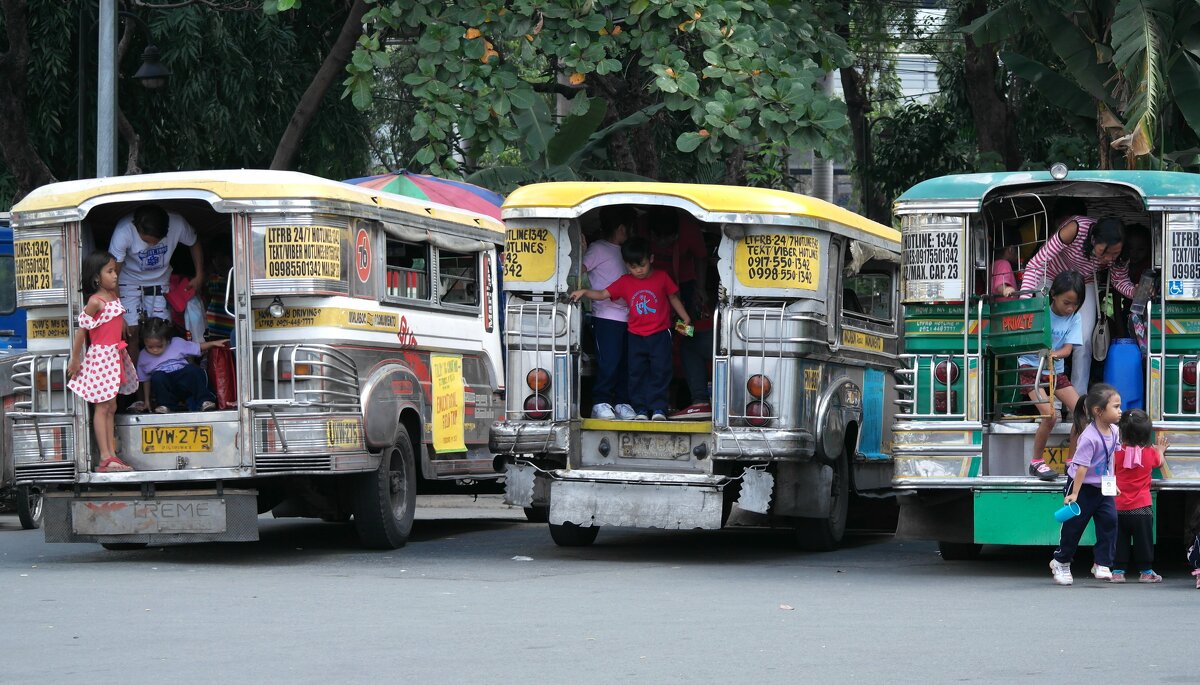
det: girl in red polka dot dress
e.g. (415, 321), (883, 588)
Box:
(67, 251), (139, 472)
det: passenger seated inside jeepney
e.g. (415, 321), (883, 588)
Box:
(991, 226), (1021, 300)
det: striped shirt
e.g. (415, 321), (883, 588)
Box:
(1020, 216), (1134, 298)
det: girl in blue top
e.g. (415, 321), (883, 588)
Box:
(1019, 270), (1085, 481)
(1049, 383), (1121, 585)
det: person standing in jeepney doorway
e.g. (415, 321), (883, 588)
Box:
(1020, 198), (1134, 391)
(108, 204), (204, 375)
(581, 206), (636, 420)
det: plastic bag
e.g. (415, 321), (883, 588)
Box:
(207, 344), (237, 409)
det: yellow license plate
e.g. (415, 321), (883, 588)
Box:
(326, 419), (362, 448)
(1042, 445), (1069, 474)
(141, 425), (213, 453)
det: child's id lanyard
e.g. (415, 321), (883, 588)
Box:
(1098, 428), (1118, 496)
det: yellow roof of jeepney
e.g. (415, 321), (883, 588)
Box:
(10, 169), (504, 234)
(503, 182), (899, 244)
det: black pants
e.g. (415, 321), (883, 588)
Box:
(1054, 484), (1117, 566)
(151, 366), (214, 411)
(627, 329), (672, 416)
(1114, 511), (1155, 572)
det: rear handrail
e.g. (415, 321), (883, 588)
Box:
(9, 353), (73, 417)
(504, 297), (570, 421)
(251, 343), (360, 410)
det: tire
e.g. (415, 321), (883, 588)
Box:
(795, 453), (850, 552)
(101, 542), (149, 551)
(523, 506), (549, 523)
(353, 428), (417, 550)
(937, 541), (983, 561)
(548, 521), (599, 547)
(16, 486), (43, 530)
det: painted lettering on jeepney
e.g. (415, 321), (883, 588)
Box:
(1001, 313), (1035, 332)
(27, 317), (68, 339)
(735, 234), (820, 290)
(264, 225), (343, 279)
(902, 230), (961, 282)
(253, 307), (399, 333)
(431, 354), (467, 453)
(504, 227), (556, 282)
(804, 368), (821, 392)
(842, 330), (884, 352)
(355, 228), (372, 283)
(396, 316), (418, 348)
(14, 239), (53, 291)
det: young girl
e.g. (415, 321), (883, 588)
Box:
(137, 317), (227, 413)
(1111, 409), (1166, 583)
(66, 251), (140, 473)
(1049, 383), (1121, 585)
(1019, 270), (1085, 480)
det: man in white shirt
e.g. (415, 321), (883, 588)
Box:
(108, 204), (204, 365)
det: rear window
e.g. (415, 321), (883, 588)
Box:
(0, 256), (15, 315)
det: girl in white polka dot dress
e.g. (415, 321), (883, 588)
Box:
(67, 252), (139, 472)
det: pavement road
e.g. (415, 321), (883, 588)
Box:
(1, 495), (1197, 684)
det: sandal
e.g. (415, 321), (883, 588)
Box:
(96, 456), (133, 473)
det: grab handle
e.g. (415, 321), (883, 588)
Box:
(223, 267), (235, 318)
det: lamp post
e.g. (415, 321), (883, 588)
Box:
(94, 0), (172, 179)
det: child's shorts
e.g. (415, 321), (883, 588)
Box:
(1018, 368), (1071, 393)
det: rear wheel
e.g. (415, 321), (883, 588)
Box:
(795, 453), (850, 551)
(16, 486), (43, 530)
(353, 428), (417, 550)
(937, 541), (983, 561)
(523, 506), (549, 523)
(548, 521), (599, 547)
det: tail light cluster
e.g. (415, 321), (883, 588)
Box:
(934, 360), (958, 413)
(1183, 362), (1197, 412)
(523, 368), (552, 420)
(746, 374), (772, 427)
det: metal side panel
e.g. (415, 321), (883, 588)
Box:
(43, 489), (260, 543)
(548, 477), (724, 530)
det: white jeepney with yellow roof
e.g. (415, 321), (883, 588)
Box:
(6, 170), (504, 549)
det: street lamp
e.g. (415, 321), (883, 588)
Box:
(95, 0), (172, 178)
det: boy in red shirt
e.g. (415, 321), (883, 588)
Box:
(1112, 409), (1166, 583)
(571, 237), (691, 420)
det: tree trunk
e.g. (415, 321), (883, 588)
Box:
(270, 0), (370, 170)
(840, 65), (887, 223)
(0, 0), (57, 201)
(961, 0), (1022, 171)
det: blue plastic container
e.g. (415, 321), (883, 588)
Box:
(1103, 338), (1143, 410)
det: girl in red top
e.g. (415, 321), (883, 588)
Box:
(1111, 409), (1167, 582)
(66, 251), (140, 472)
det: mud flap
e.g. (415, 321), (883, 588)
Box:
(736, 467), (774, 515)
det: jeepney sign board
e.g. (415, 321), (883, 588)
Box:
(734, 234), (821, 290)
(12, 228), (68, 306)
(14, 238), (53, 291)
(1166, 213), (1200, 300)
(503, 227), (556, 283)
(27, 317), (68, 339)
(263, 225), (344, 279)
(71, 499), (228, 535)
(430, 353), (467, 453)
(253, 307), (401, 333)
(901, 215), (966, 303)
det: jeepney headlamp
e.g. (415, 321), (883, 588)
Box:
(267, 296), (286, 319)
(1049, 163), (1069, 180)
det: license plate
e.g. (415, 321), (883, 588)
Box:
(141, 425), (213, 453)
(326, 419), (362, 448)
(1042, 445), (1069, 474)
(618, 433), (691, 459)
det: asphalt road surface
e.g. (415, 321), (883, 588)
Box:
(2, 495), (1197, 684)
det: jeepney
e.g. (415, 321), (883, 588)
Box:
(6, 170), (504, 549)
(1, 213), (42, 529)
(492, 182), (901, 549)
(892, 169), (1200, 558)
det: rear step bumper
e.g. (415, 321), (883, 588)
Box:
(547, 469), (730, 530)
(43, 488), (259, 544)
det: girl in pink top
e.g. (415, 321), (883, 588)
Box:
(66, 251), (139, 473)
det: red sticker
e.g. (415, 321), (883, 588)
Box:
(355, 228), (372, 283)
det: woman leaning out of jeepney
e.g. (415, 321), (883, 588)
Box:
(67, 251), (141, 472)
(1018, 271), (1085, 481)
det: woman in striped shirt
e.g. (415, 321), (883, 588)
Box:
(1020, 200), (1135, 392)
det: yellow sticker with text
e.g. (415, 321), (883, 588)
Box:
(735, 234), (820, 290)
(27, 318), (68, 339)
(264, 225), (343, 279)
(842, 330), (884, 352)
(14, 239), (53, 291)
(503, 227), (556, 283)
(253, 307), (399, 333)
(804, 368), (820, 392)
(431, 354), (467, 453)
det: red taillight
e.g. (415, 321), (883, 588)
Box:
(934, 361), (959, 385)
(523, 394), (551, 420)
(747, 374), (772, 398)
(1184, 362), (1197, 386)
(746, 400), (771, 427)
(527, 368), (551, 392)
(1185, 390), (1197, 413)
(934, 390), (957, 413)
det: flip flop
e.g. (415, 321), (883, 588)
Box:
(97, 456), (133, 473)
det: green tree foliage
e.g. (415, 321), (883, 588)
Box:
(343, 0), (854, 182)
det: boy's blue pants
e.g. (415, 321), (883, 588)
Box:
(627, 329), (672, 415)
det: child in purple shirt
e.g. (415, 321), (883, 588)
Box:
(1049, 383), (1121, 585)
(137, 317), (227, 412)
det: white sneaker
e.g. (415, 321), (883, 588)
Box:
(1050, 559), (1073, 585)
(614, 403), (637, 420)
(591, 403), (616, 419)
(1091, 564), (1113, 580)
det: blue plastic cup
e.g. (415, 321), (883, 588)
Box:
(1054, 501), (1081, 523)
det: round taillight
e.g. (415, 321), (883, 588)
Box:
(1184, 362), (1197, 386)
(747, 374), (772, 398)
(746, 400), (771, 427)
(934, 361), (959, 385)
(526, 368), (551, 392)
(523, 394), (551, 420)
(1185, 390), (1197, 413)
(934, 391), (956, 413)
